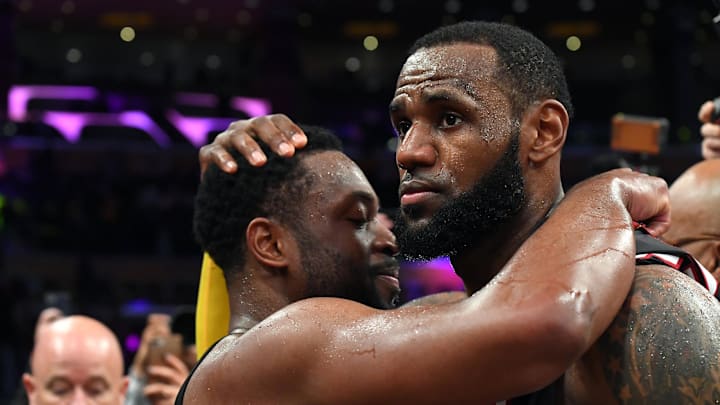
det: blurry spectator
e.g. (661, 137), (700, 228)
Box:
(125, 310), (195, 405)
(22, 315), (128, 405)
(698, 98), (720, 160)
(10, 307), (64, 405)
(662, 159), (720, 282)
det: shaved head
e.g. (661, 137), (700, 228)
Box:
(664, 159), (720, 280)
(23, 315), (127, 405)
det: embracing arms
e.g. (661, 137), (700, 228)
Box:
(185, 114), (671, 405)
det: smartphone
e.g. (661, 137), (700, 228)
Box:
(145, 334), (183, 368)
(610, 114), (669, 155)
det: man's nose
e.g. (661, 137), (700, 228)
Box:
(69, 387), (90, 405)
(372, 219), (399, 257)
(396, 123), (436, 172)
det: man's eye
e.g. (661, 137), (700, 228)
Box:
(86, 386), (107, 397)
(349, 217), (370, 229)
(395, 121), (411, 137)
(440, 113), (462, 127)
(49, 385), (71, 397)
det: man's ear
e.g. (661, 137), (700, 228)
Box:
(118, 375), (129, 400)
(22, 373), (36, 401)
(525, 99), (569, 164)
(246, 217), (292, 270)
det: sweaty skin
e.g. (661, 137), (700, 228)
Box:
(199, 39), (719, 403)
(183, 159), (671, 404)
(390, 43), (720, 403)
(662, 159), (720, 282)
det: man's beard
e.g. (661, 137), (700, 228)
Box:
(295, 230), (380, 308)
(394, 132), (526, 261)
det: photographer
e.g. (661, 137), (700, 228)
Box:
(698, 98), (720, 159)
(126, 311), (195, 405)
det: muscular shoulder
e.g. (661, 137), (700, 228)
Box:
(574, 264), (720, 403)
(183, 297), (377, 404)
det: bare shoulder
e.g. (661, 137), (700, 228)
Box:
(573, 264), (720, 404)
(401, 291), (468, 307)
(183, 297), (377, 404)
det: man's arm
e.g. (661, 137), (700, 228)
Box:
(186, 170), (670, 404)
(568, 264), (720, 403)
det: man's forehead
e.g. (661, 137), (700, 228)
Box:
(302, 151), (376, 202)
(398, 43), (498, 87)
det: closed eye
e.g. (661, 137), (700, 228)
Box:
(348, 217), (371, 230)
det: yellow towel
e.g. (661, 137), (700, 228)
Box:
(195, 253), (230, 359)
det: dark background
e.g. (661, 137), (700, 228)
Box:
(1, 0), (719, 400)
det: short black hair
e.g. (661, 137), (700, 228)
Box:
(409, 21), (574, 120)
(193, 125), (343, 281)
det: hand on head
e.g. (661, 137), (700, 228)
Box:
(198, 114), (308, 176)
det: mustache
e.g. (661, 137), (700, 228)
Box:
(371, 256), (400, 273)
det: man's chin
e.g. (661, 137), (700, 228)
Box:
(399, 208), (433, 228)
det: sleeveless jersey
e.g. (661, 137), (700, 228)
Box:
(502, 228), (719, 405)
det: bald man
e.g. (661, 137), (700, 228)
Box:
(22, 315), (128, 405)
(663, 159), (720, 283)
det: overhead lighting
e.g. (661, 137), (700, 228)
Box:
(363, 36), (379, 51)
(206, 55), (221, 70)
(120, 26), (136, 42)
(66, 48), (82, 63)
(345, 57), (361, 72)
(566, 36), (582, 51)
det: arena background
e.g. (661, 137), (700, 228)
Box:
(1, 0), (719, 399)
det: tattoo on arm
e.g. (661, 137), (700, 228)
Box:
(596, 266), (720, 403)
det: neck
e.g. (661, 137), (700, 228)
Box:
(229, 313), (260, 334)
(227, 272), (288, 333)
(452, 190), (564, 293)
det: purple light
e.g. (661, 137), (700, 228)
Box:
(41, 111), (171, 147)
(43, 111), (87, 143)
(124, 298), (153, 315)
(8, 85), (98, 121)
(118, 111), (171, 147)
(403, 256), (455, 272)
(175, 92), (219, 108)
(166, 109), (237, 148)
(230, 97), (272, 117)
(125, 333), (141, 352)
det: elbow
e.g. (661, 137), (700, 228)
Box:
(516, 296), (596, 387)
(538, 307), (592, 364)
